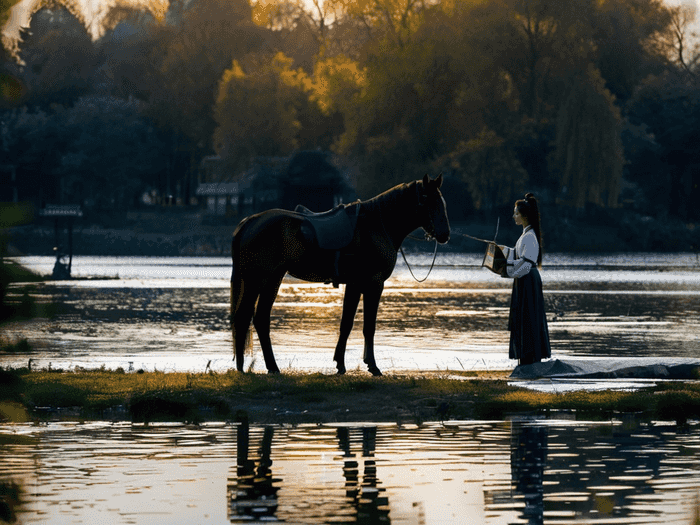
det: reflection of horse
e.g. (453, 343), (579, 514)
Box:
(337, 426), (390, 523)
(229, 421), (278, 522)
(230, 174), (450, 376)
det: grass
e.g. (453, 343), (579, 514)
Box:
(3, 366), (700, 425)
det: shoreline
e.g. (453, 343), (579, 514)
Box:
(2, 368), (700, 426)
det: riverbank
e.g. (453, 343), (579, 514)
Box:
(5, 207), (700, 256)
(2, 368), (700, 426)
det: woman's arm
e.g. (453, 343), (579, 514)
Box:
(504, 234), (538, 278)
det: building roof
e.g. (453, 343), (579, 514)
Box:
(195, 183), (239, 196)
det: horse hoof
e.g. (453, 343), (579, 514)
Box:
(267, 369), (281, 375)
(336, 367), (346, 375)
(368, 366), (382, 377)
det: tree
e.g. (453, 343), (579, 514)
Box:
(649, 3), (700, 81)
(213, 52), (311, 171)
(451, 128), (528, 212)
(592, 0), (671, 103)
(56, 95), (168, 210)
(626, 73), (700, 220)
(143, 0), (269, 203)
(97, 1), (172, 101)
(0, 106), (65, 207)
(1, 0), (24, 108)
(16, 6), (97, 108)
(551, 65), (624, 210)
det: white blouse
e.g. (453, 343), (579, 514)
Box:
(503, 226), (539, 279)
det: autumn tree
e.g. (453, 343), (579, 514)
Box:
(214, 52), (325, 172)
(97, 2), (172, 101)
(551, 66), (624, 210)
(143, 0), (268, 203)
(591, 0), (670, 103)
(1, 0), (24, 108)
(451, 128), (528, 212)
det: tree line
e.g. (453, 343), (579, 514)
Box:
(1, 0), (700, 222)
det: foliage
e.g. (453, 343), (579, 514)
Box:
(450, 128), (528, 211)
(214, 50), (342, 173)
(214, 52), (307, 171)
(16, 7), (98, 108)
(551, 65), (625, 210)
(2, 0), (700, 221)
(56, 96), (168, 210)
(625, 72), (700, 220)
(0, 0), (22, 27)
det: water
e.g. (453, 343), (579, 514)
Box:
(2, 254), (699, 374)
(2, 419), (700, 524)
(3, 254), (700, 524)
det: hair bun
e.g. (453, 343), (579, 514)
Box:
(525, 192), (535, 201)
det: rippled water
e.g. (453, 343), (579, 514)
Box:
(2, 254), (699, 374)
(3, 419), (700, 524)
(3, 255), (700, 524)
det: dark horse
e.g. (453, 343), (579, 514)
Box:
(230, 174), (450, 376)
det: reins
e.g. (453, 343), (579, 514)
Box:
(400, 240), (438, 282)
(458, 218), (500, 245)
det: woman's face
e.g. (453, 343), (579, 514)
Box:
(513, 205), (529, 227)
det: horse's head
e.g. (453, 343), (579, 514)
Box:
(417, 173), (450, 244)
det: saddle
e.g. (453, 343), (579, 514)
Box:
(295, 202), (360, 287)
(295, 203), (359, 250)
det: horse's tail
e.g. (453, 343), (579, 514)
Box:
(231, 217), (253, 364)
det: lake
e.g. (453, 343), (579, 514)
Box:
(1, 253), (699, 375)
(2, 253), (700, 524)
(3, 418), (700, 524)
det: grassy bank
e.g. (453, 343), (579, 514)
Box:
(3, 368), (700, 425)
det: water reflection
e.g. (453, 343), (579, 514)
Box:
(2, 421), (700, 524)
(484, 419), (696, 524)
(228, 424), (390, 524)
(511, 424), (547, 525)
(229, 422), (280, 522)
(336, 426), (390, 524)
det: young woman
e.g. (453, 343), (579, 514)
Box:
(501, 193), (551, 365)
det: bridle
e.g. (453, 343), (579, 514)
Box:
(415, 183), (438, 241)
(400, 182), (441, 282)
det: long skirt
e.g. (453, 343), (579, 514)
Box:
(508, 268), (551, 365)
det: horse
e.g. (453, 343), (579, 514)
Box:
(230, 173), (450, 376)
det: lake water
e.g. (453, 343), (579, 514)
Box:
(3, 418), (700, 524)
(2, 254), (700, 524)
(1, 253), (699, 375)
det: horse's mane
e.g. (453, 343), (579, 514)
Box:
(361, 181), (417, 214)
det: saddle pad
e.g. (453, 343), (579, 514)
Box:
(296, 204), (359, 250)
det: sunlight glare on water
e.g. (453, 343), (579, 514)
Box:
(2, 420), (700, 524)
(3, 254), (700, 375)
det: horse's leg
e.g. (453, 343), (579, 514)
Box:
(361, 282), (384, 377)
(333, 283), (362, 375)
(253, 273), (285, 374)
(232, 286), (258, 372)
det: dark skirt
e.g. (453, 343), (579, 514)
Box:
(508, 267), (551, 364)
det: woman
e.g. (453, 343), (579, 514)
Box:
(501, 193), (551, 365)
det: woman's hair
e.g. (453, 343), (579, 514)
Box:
(516, 193), (543, 266)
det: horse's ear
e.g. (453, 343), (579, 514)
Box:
(435, 172), (443, 189)
(422, 174), (430, 188)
